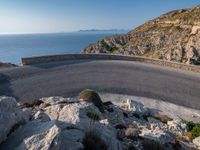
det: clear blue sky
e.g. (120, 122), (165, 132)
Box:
(0, 0), (199, 34)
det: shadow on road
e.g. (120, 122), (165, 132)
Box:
(0, 73), (17, 99)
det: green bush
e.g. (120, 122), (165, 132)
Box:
(100, 40), (118, 52)
(184, 121), (195, 131)
(182, 120), (200, 138)
(191, 124), (200, 138)
(86, 111), (100, 121)
(82, 130), (107, 150)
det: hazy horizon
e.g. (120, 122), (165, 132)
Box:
(0, 29), (130, 35)
(0, 0), (199, 34)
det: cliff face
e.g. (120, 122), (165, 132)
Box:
(82, 6), (200, 65)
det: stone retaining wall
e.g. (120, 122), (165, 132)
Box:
(21, 54), (200, 73)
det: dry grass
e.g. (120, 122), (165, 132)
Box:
(22, 99), (44, 108)
(86, 111), (100, 121)
(79, 89), (104, 112)
(82, 130), (108, 150)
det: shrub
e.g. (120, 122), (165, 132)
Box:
(82, 130), (108, 150)
(79, 89), (104, 112)
(22, 99), (44, 108)
(182, 120), (200, 138)
(86, 111), (100, 121)
(191, 124), (200, 138)
(100, 40), (118, 52)
(185, 121), (195, 131)
(141, 139), (164, 150)
(153, 114), (172, 123)
(133, 112), (140, 119)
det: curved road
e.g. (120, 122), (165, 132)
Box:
(0, 59), (200, 109)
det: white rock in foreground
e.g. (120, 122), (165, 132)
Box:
(0, 96), (25, 144)
(139, 127), (173, 144)
(126, 99), (147, 114)
(193, 136), (200, 149)
(0, 96), (198, 150)
(16, 124), (60, 150)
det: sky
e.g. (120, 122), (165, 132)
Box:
(0, 0), (199, 34)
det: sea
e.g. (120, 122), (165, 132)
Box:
(0, 31), (126, 65)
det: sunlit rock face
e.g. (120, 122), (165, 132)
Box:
(83, 6), (200, 65)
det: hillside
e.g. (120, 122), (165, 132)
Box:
(82, 6), (200, 65)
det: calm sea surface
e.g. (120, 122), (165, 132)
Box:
(0, 32), (120, 64)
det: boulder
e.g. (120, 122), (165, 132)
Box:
(167, 120), (187, 136)
(1, 95), (197, 149)
(139, 127), (174, 144)
(33, 110), (50, 122)
(0, 120), (59, 150)
(104, 103), (125, 126)
(126, 99), (147, 114)
(193, 136), (200, 149)
(45, 102), (102, 130)
(0, 96), (25, 144)
(15, 124), (60, 150)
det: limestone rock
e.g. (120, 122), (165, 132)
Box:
(126, 99), (147, 114)
(0, 120), (59, 150)
(193, 136), (200, 149)
(40, 96), (74, 105)
(0, 96), (25, 144)
(51, 102), (102, 130)
(139, 127), (174, 144)
(167, 120), (188, 135)
(33, 110), (50, 122)
(16, 124), (60, 150)
(0, 95), (198, 149)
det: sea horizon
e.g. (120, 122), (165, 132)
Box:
(0, 30), (128, 65)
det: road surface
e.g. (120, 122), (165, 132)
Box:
(0, 59), (200, 109)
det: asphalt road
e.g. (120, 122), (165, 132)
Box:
(0, 59), (200, 109)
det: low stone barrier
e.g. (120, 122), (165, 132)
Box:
(21, 54), (200, 73)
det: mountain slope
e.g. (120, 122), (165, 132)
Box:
(82, 6), (200, 65)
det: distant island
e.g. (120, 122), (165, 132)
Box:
(77, 29), (129, 34)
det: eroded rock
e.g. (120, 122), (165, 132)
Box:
(0, 96), (26, 144)
(0, 95), (198, 150)
(193, 136), (200, 149)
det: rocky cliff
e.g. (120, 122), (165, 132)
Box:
(82, 6), (200, 65)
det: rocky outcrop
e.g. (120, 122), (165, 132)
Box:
(82, 6), (200, 65)
(0, 96), (30, 144)
(0, 93), (199, 150)
(193, 136), (200, 149)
